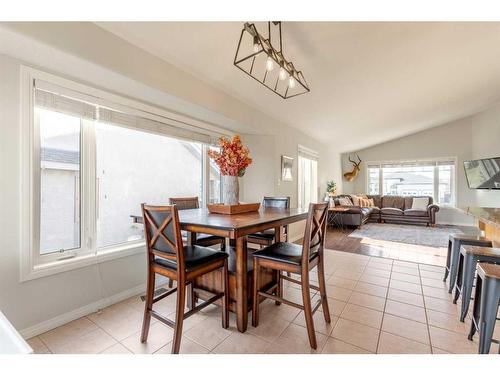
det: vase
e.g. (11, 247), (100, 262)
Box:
(222, 175), (239, 205)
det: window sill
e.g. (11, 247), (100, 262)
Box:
(20, 242), (146, 282)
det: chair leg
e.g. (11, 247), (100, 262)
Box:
(301, 271), (317, 349)
(448, 241), (460, 293)
(443, 240), (451, 282)
(140, 268), (155, 343)
(168, 278), (174, 289)
(252, 257), (260, 327)
(459, 255), (476, 322)
(477, 279), (500, 354)
(221, 259), (229, 329)
(468, 276), (482, 341)
(189, 282), (196, 311)
(317, 255), (331, 323)
(275, 270), (282, 305)
(171, 280), (186, 354)
(453, 254), (464, 304)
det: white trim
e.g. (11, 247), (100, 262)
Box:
(19, 283), (148, 339)
(22, 244), (145, 282)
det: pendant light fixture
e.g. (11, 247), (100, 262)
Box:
(234, 22), (310, 99)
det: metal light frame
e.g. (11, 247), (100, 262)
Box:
(234, 22), (310, 99)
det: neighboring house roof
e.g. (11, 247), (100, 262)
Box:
(385, 173), (433, 184)
(41, 147), (80, 165)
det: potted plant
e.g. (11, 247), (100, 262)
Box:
(208, 135), (252, 205)
(327, 180), (337, 197)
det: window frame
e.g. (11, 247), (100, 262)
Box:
(365, 157), (458, 207)
(20, 66), (229, 282)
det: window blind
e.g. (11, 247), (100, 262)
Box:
(34, 79), (224, 145)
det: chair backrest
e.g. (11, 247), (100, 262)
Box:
(302, 202), (329, 266)
(169, 197), (200, 210)
(262, 196), (290, 209)
(141, 204), (184, 268)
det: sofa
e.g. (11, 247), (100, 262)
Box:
(333, 194), (440, 227)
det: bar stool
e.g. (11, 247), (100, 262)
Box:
(444, 234), (492, 293)
(467, 263), (500, 354)
(252, 202), (331, 350)
(140, 204), (230, 354)
(453, 245), (500, 322)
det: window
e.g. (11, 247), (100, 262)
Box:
(38, 109), (82, 255)
(22, 68), (226, 280)
(298, 146), (319, 209)
(367, 159), (456, 205)
(95, 123), (204, 249)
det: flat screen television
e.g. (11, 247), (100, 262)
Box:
(464, 157), (500, 189)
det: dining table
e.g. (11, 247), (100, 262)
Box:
(131, 207), (308, 332)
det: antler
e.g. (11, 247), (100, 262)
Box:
(356, 154), (362, 166)
(348, 156), (355, 165)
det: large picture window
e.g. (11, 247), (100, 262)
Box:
(367, 159), (456, 205)
(22, 69), (225, 279)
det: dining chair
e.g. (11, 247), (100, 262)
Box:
(141, 204), (229, 354)
(251, 202), (330, 349)
(247, 196), (291, 248)
(169, 197), (226, 250)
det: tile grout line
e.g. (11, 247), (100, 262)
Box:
(417, 263), (434, 354)
(374, 257), (393, 354)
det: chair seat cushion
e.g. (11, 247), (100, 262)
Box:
(381, 207), (404, 216)
(154, 245), (228, 273)
(248, 229), (276, 241)
(252, 242), (318, 266)
(404, 209), (428, 217)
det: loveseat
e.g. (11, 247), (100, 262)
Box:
(333, 195), (440, 227)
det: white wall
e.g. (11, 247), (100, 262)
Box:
(341, 104), (500, 225)
(0, 23), (339, 335)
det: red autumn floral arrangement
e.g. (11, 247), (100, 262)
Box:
(208, 135), (252, 177)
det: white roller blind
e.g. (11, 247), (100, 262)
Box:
(34, 79), (224, 145)
(98, 108), (212, 144)
(35, 88), (98, 120)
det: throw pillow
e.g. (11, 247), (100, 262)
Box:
(367, 198), (375, 207)
(338, 197), (353, 206)
(411, 197), (429, 210)
(350, 195), (360, 206)
(359, 198), (369, 207)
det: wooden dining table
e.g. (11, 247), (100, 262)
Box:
(132, 207), (308, 332)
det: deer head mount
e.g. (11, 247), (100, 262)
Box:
(343, 154), (362, 182)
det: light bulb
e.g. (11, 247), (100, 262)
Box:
(266, 56), (274, 71)
(289, 76), (296, 88)
(253, 36), (259, 53)
(279, 67), (287, 80)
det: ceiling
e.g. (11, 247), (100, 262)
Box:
(97, 22), (500, 152)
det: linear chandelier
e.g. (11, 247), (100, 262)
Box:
(234, 22), (310, 99)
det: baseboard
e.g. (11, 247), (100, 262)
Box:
(19, 283), (148, 339)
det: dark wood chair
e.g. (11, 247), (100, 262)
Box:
(169, 197), (226, 250)
(247, 196), (291, 247)
(141, 204), (229, 354)
(252, 202), (330, 349)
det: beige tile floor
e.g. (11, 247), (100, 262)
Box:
(27, 249), (500, 354)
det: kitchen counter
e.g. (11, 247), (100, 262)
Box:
(459, 207), (500, 246)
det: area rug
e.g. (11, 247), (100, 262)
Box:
(348, 223), (464, 248)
